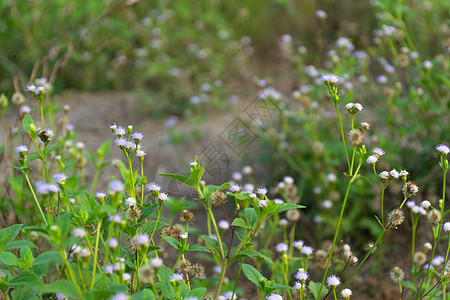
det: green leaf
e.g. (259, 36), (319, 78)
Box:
(19, 247), (34, 270)
(243, 208), (257, 227)
(5, 240), (36, 251)
(83, 192), (99, 210)
(0, 224), (23, 254)
(44, 144), (63, 156)
(400, 280), (417, 292)
(231, 218), (251, 229)
(308, 281), (328, 300)
(131, 289), (156, 300)
(197, 235), (225, 258)
(97, 140), (111, 158)
(161, 235), (180, 250)
(0, 251), (19, 267)
(203, 183), (231, 197)
(242, 263), (266, 290)
(273, 203), (305, 214)
(22, 114), (34, 135)
(7, 271), (41, 287)
(141, 219), (168, 234)
(232, 249), (273, 265)
(35, 280), (79, 298)
(156, 265), (176, 299)
(188, 244), (209, 252)
(183, 287), (206, 298)
(159, 173), (191, 186)
(32, 251), (60, 266)
(10, 287), (38, 300)
(164, 198), (196, 216)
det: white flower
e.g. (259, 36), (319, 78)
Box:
(72, 228), (86, 239)
(136, 233), (150, 245)
(322, 200), (333, 209)
(315, 10), (327, 18)
(341, 288), (352, 298)
(293, 240), (304, 249)
(150, 257), (163, 268)
(158, 193), (168, 201)
(436, 144), (449, 155)
(301, 246), (314, 256)
(109, 237), (118, 248)
(125, 197), (137, 208)
(284, 176), (294, 185)
(170, 273), (183, 282)
(390, 169), (399, 179)
(295, 268), (309, 282)
(258, 200), (268, 208)
(218, 220), (230, 230)
(424, 242), (432, 251)
(379, 171), (390, 181)
(326, 275), (341, 287)
(443, 222), (450, 233)
(147, 183), (161, 192)
(242, 166), (252, 174)
(111, 292), (128, 300)
(229, 183), (241, 192)
(327, 173), (337, 182)
(372, 148), (385, 156)
(265, 293), (283, 300)
(123, 273), (131, 281)
(320, 73), (339, 84)
(275, 243), (288, 253)
(420, 200), (431, 209)
(367, 155), (378, 164)
(231, 172), (242, 181)
(423, 60), (432, 69)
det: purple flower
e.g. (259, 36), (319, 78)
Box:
(114, 138), (126, 147)
(108, 180), (124, 193)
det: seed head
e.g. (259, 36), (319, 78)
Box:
(388, 208), (405, 228)
(180, 210), (195, 223)
(427, 209), (441, 227)
(286, 209), (300, 222)
(139, 264), (154, 283)
(402, 181), (419, 198)
(360, 122), (370, 131)
(390, 266), (404, 283)
(414, 251), (427, 267)
(348, 129), (364, 147)
(39, 129), (54, 143)
(176, 258), (192, 274)
(191, 263), (205, 279)
(211, 191), (227, 207)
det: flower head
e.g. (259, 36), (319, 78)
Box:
(108, 180), (124, 194)
(301, 246), (314, 256)
(256, 187), (268, 196)
(326, 275), (341, 288)
(367, 155), (378, 165)
(72, 228), (86, 238)
(390, 266), (404, 283)
(170, 273), (183, 282)
(444, 222), (450, 233)
(295, 268), (309, 282)
(372, 148), (385, 157)
(158, 193), (168, 202)
(16, 145), (29, 154)
(54, 173), (67, 184)
(147, 182), (161, 192)
(341, 288), (352, 299)
(265, 293), (283, 300)
(131, 132), (144, 143)
(229, 183), (241, 193)
(136, 233), (150, 246)
(436, 144), (449, 156)
(320, 73), (339, 84)
(125, 197), (136, 208)
(275, 243), (288, 253)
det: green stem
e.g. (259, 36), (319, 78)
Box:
(24, 172), (48, 225)
(90, 219), (102, 289)
(214, 263), (228, 300)
(231, 258), (245, 299)
(207, 206), (225, 261)
(39, 102), (45, 128)
(335, 103), (350, 171)
(318, 180), (353, 297)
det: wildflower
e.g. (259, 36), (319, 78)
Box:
(301, 246), (314, 256)
(326, 275), (341, 288)
(147, 182), (161, 192)
(284, 176), (294, 185)
(293, 281), (303, 289)
(16, 145), (29, 154)
(379, 171), (390, 182)
(390, 169), (399, 179)
(431, 255), (445, 266)
(427, 209), (441, 227)
(108, 180), (124, 194)
(249, 193), (257, 199)
(420, 200), (431, 209)
(315, 9), (327, 18)
(424, 243), (432, 251)
(388, 209), (405, 227)
(414, 251), (427, 267)
(54, 173), (67, 184)
(390, 266), (404, 283)
(111, 293), (129, 300)
(361, 122), (370, 131)
(367, 155), (378, 165)
(109, 237), (118, 248)
(402, 181), (419, 198)
(79, 248), (91, 258)
(345, 103), (363, 114)
(320, 73), (339, 84)
(109, 214), (122, 223)
(115, 126), (126, 136)
(256, 187), (268, 196)
(406, 200), (415, 208)
(170, 273), (183, 282)
(136, 233), (150, 246)
(231, 172), (242, 181)
(150, 257), (163, 269)
(295, 268), (309, 282)
(444, 222), (450, 233)
(158, 193), (168, 202)
(276, 243), (288, 253)
(399, 170), (409, 182)
(423, 60), (432, 69)
(266, 293), (283, 300)
(131, 132), (143, 143)
(72, 228), (86, 239)
(123, 273), (131, 281)
(19, 105), (31, 115)
(229, 183), (241, 193)
(341, 288), (352, 299)
(273, 198), (284, 204)
(124, 141), (134, 149)
(293, 240), (304, 249)
(218, 220), (230, 230)
(436, 144), (449, 156)
(279, 219), (289, 227)
(39, 129), (53, 143)
(372, 148), (385, 157)
(136, 150), (146, 158)
(322, 200), (333, 209)
(180, 233), (188, 240)
(258, 199), (268, 208)
(211, 191), (227, 207)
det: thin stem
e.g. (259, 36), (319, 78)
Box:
(207, 206), (225, 261)
(231, 258), (245, 300)
(318, 180), (353, 296)
(335, 103), (350, 171)
(90, 219), (102, 289)
(214, 263), (228, 300)
(24, 173), (48, 225)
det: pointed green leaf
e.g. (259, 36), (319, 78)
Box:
(7, 271), (41, 287)
(242, 263), (266, 290)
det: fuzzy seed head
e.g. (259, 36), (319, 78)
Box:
(286, 209), (300, 222)
(388, 209), (405, 227)
(403, 181), (419, 198)
(191, 263), (205, 279)
(176, 259), (192, 274)
(414, 251), (427, 267)
(427, 209), (441, 227)
(180, 210), (195, 223)
(348, 129), (364, 147)
(211, 191), (227, 207)
(139, 264), (154, 283)
(390, 266), (404, 283)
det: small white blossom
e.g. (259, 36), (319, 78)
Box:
(326, 275), (341, 287)
(390, 169), (399, 179)
(275, 243), (288, 253)
(367, 155), (378, 164)
(136, 233), (150, 245)
(150, 257), (163, 268)
(125, 197), (137, 208)
(301, 246), (314, 256)
(443, 222), (450, 233)
(341, 288), (352, 298)
(436, 144), (449, 155)
(218, 220), (230, 230)
(72, 228), (86, 239)
(258, 200), (268, 208)
(420, 200), (431, 209)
